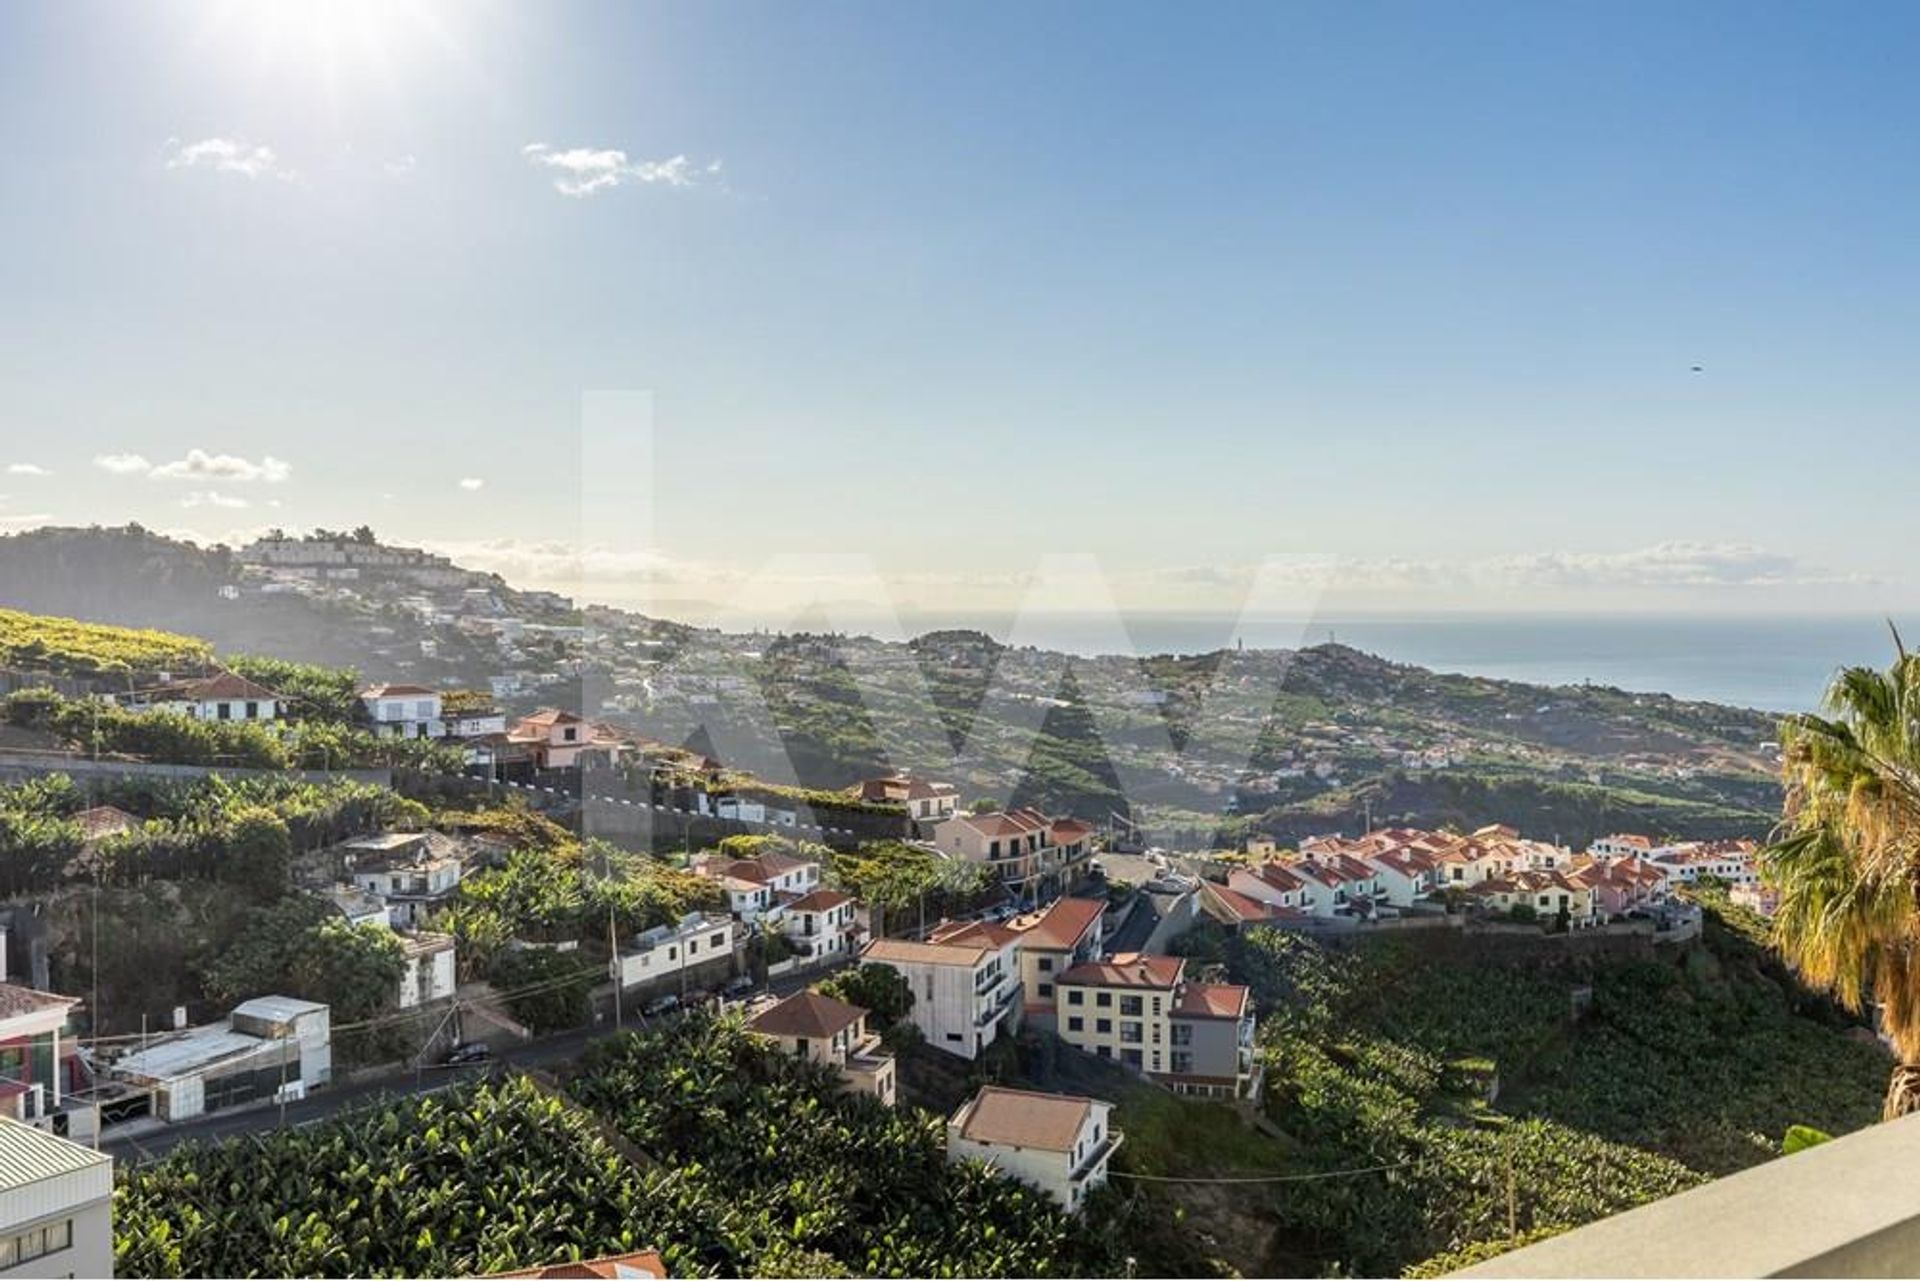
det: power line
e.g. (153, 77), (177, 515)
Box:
(1108, 1157), (1422, 1186)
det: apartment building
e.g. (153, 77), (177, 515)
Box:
(929, 809), (1093, 903)
(861, 935), (1021, 1060)
(1053, 952), (1257, 1098)
(0, 1119), (113, 1279)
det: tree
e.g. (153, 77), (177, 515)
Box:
(1765, 637), (1920, 1118)
(489, 947), (594, 1034)
(815, 962), (914, 1029)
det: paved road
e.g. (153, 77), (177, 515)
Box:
(100, 958), (851, 1164)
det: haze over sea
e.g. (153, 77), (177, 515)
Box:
(862, 612), (1916, 714)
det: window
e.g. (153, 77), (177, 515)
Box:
(1067, 1016), (1084, 1033)
(710, 932), (725, 947)
(1095, 1017), (1112, 1034)
(1122, 1048), (1143, 1067)
(217, 702), (232, 720)
(1066, 989), (1083, 1006)
(1120, 1021), (1143, 1044)
(1119, 995), (1143, 1017)
(245, 701), (259, 719)
(2, 1220), (73, 1267)
(1096, 991), (1112, 1008)
(1037, 957), (1054, 973)
(946, 1032), (962, 1043)
(1037, 983), (1053, 998)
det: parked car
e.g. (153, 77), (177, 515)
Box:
(444, 1041), (492, 1066)
(721, 975), (755, 999)
(642, 993), (681, 1018)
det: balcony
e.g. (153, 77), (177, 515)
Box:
(1068, 1131), (1124, 1183)
(1455, 1111), (1920, 1277)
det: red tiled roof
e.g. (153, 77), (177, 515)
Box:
(786, 889), (852, 914)
(1204, 882), (1304, 924)
(747, 991), (865, 1041)
(488, 1249), (667, 1279)
(1009, 896), (1104, 950)
(1174, 981), (1249, 1021)
(864, 937), (991, 967)
(1057, 952), (1183, 989)
(952, 1086), (1097, 1154)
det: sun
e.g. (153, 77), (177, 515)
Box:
(193, 0), (460, 96)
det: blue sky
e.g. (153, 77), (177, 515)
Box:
(1, 1), (1917, 619)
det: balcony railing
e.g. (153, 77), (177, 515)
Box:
(1455, 1111), (1920, 1277)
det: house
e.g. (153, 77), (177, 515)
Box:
(905, 778), (960, 823)
(1467, 869), (1598, 925)
(1589, 833), (1656, 861)
(116, 672), (285, 724)
(1288, 857), (1382, 918)
(745, 990), (895, 1105)
(321, 885), (456, 1008)
(323, 884), (388, 929)
(930, 809), (1092, 904)
(1365, 845), (1443, 907)
(398, 932), (458, 1009)
(0, 985), (86, 1130)
(344, 832), (466, 927)
(610, 913), (736, 990)
(1052, 952), (1258, 1098)
(506, 709), (630, 770)
(0, 1117), (113, 1279)
(107, 996), (331, 1123)
(359, 684), (444, 739)
(861, 935), (1021, 1060)
(945, 1086), (1119, 1211)
(1566, 856), (1668, 918)
(1226, 861), (1306, 911)
(695, 849), (823, 924)
(1198, 881), (1310, 930)
(1648, 839), (1760, 888)
(780, 889), (861, 963)
(488, 1250), (667, 1279)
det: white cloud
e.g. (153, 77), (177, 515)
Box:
(149, 450), (292, 483)
(5, 463), (50, 477)
(94, 453), (153, 476)
(458, 477), (485, 491)
(181, 490), (251, 510)
(520, 143), (720, 198)
(163, 136), (296, 181)
(384, 153), (418, 177)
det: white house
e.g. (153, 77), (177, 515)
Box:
(696, 850), (823, 924)
(1365, 846), (1443, 907)
(610, 913), (736, 989)
(117, 672), (285, 725)
(945, 1086), (1119, 1211)
(862, 934), (1020, 1060)
(780, 889), (861, 963)
(1226, 862), (1306, 911)
(345, 833), (465, 927)
(0, 1118), (113, 1279)
(359, 684), (444, 739)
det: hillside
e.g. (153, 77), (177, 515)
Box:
(0, 526), (1784, 844)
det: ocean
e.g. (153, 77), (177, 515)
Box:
(877, 611), (1918, 714)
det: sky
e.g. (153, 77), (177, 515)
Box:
(2, 0), (1919, 624)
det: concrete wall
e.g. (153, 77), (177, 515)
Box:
(1457, 1110), (1920, 1278)
(0, 750), (390, 788)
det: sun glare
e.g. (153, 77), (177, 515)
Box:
(194, 0), (459, 98)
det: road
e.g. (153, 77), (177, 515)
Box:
(101, 958), (850, 1164)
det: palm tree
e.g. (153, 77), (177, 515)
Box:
(1765, 633), (1920, 1118)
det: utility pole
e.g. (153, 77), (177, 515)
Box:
(1505, 1136), (1518, 1238)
